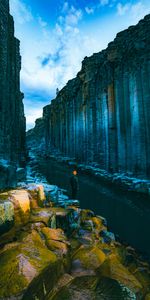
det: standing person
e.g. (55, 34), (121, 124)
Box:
(70, 170), (79, 199)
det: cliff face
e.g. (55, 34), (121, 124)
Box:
(30, 14), (150, 178)
(0, 0), (26, 187)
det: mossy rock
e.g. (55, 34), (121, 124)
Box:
(131, 267), (150, 295)
(0, 230), (60, 299)
(92, 216), (106, 233)
(46, 273), (73, 300)
(0, 201), (14, 235)
(72, 246), (106, 272)
(9, 190), (30, 226)
(97, 254), (142, 294)
(30, 208), (54, 226)
(80, 209), (95, 222)
(41, 227), (67, 242)
(46, 239), (68, 256)
(50, 275), (136, 300)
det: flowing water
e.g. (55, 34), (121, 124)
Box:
(38, 158), (150, 259)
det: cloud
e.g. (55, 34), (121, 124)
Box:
(10, 0), (33, 24)
(38, 16), (48, 28)
(117, 3), (130, 15)
(130, 2), (150, 20)
(24, 92), (51, 130)
(117, 1), (150, 20)
(99, 0), (109, 6)
(85, 7), (94, 14)
(20, 2), (102, 98)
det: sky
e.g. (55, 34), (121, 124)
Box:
(9, 0), (150, 130)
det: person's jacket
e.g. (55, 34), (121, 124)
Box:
(70, 175), (79, 190)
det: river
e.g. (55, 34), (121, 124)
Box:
(38, 158), (150, 259)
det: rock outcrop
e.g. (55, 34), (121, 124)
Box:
(0, 182), (150, 299)
(28, 14), (150, 179)
(0, 0), (26, 188)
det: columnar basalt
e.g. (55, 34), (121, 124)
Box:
(30, 15), (150, 179)
(0, 0), (26, 187)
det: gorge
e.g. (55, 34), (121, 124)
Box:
(28, 14), (150, 180)
(0, 1), (150, 299)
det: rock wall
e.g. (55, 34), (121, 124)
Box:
(0, 0), (26, 187)
(30, 15), (150, 178)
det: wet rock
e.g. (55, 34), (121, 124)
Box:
(100, 230), (115, 244)
(58, 199), (80, 208)
(43, 184), (59, 203)
(55, 208), (80, 235)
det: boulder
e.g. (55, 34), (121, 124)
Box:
(41, 228), (69, 256)
(72, 246), (106, 274)
(30, 208), (55, 227)
(100, 230), (115, 244)
(0, 230), (62, 300)
(46, 273), (73, 300)
(49, 275), (136, 300)
(46, 239), (68, 256)
(9, 190), (30, 226)
(41, 228), (67, 242)
(27, 184), (46, 207)
(97, 254), (142, 294)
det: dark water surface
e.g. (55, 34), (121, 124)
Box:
(38, 158), (150, 258)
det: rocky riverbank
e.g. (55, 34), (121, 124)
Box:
(0, 160), (150, 299)
(28, 145), (150, 197)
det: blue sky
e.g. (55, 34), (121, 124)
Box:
(10, 0), (150, 130)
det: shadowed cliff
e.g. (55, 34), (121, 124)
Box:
(0, 0), (26, 188)
(27, 14), (150, 179)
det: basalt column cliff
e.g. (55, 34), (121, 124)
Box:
(0, 0), (26, 187)
(29, 15), (150, 179)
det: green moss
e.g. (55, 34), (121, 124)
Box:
(72, 246), (106, 270)
(0, 247), (28, 297)
(0, 230), (60, 299)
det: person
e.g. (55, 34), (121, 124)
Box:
(70, 170), (79, 199)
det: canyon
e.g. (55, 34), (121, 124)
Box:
(28, 14), (150, 180)
(0, 1), (150, 299)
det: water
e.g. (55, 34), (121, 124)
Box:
(38, 158), (150, 259)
